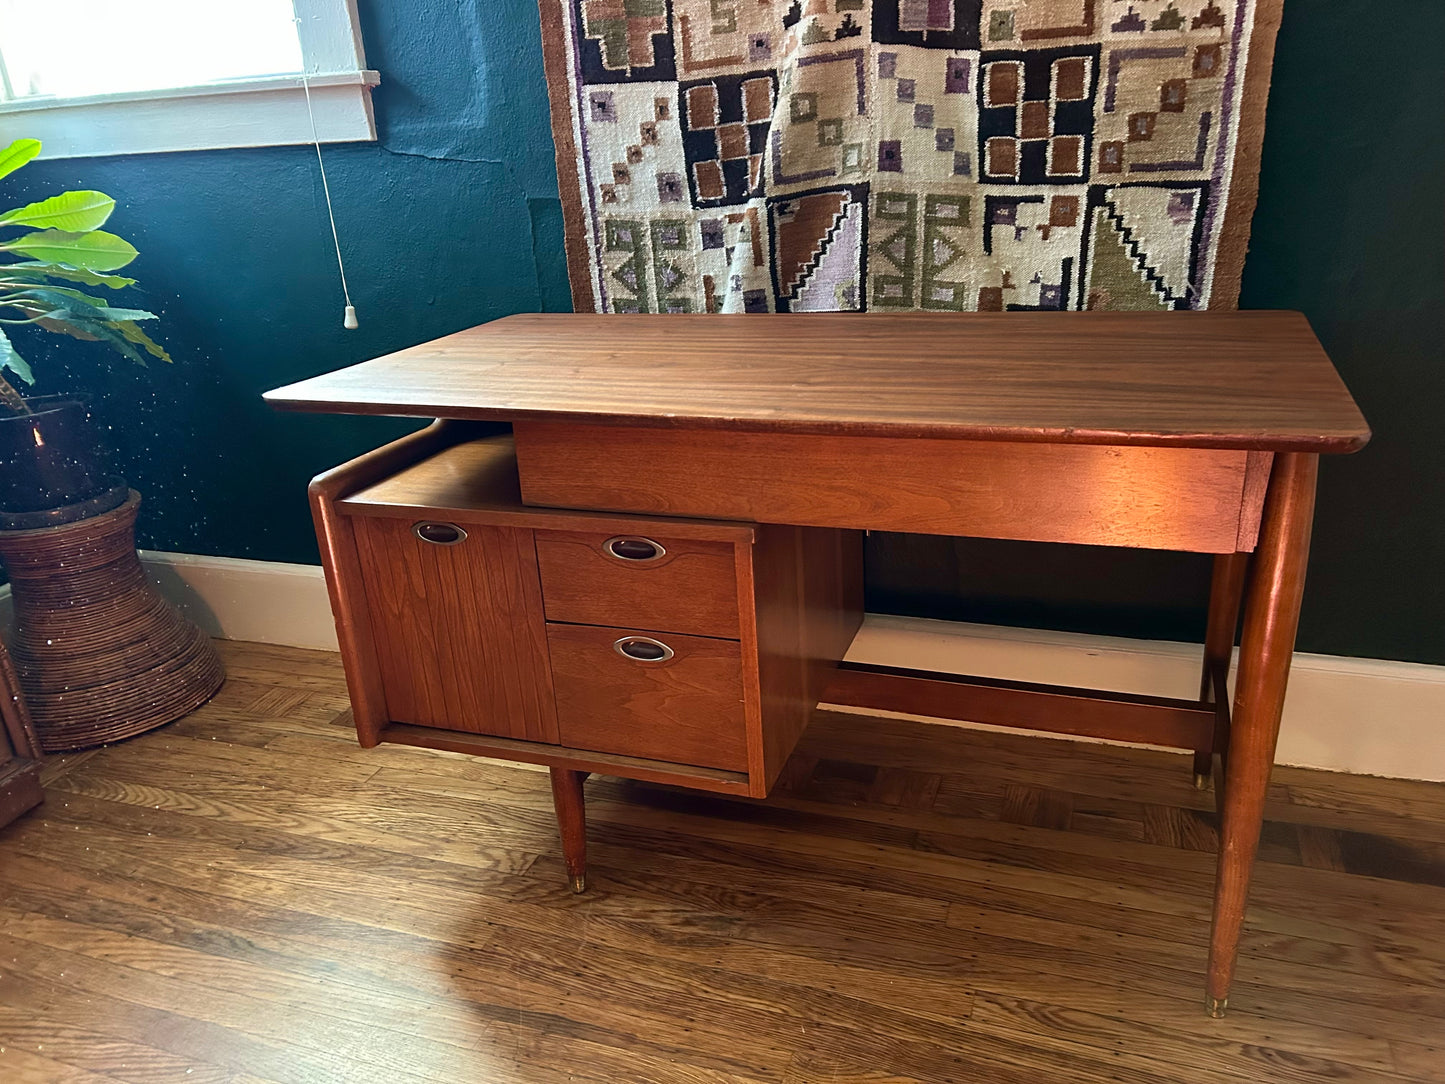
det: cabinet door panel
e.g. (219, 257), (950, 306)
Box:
(352, 516), (558, 742)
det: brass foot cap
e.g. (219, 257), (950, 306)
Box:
(1193, 771), (1211, 791)
(569, 874), (587, 894)
(1207, 996), (1228, 1019)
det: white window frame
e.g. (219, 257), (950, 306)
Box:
(0, 0), (380, 159)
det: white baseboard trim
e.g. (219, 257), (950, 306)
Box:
(4, 553), (1442, 782)
(137, 551), (345, 653)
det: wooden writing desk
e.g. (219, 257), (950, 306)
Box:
(266, 311), (1370, 1016)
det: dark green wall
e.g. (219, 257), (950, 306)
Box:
(1241, 1), (1443, 664)
(1, 2), (1440, 664)
(862, 2), (1445, 667)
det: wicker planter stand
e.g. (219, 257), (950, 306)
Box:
(0, 491), (224, 752)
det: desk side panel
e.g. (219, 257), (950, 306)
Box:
(514, 424), (1250, 554)
(309, 422), (463, 747)
(749, 525), (865, 794)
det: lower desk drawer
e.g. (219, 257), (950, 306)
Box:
(545, 622), (748, 772)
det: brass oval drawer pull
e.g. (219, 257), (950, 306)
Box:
(613, 635), (674, 662)
(413, 521), (467, 546)
(605, 535), (665, 563)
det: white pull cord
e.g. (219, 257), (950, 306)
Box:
(293, 9), (357, 329)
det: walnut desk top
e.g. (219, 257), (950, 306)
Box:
(264, 311), (1369, 454)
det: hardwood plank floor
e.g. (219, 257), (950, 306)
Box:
(2, 639), (1443, 1084)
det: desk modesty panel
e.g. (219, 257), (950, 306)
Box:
(511, 423), (1274, 553)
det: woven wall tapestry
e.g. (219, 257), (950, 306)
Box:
(539, 1), (1283, 314)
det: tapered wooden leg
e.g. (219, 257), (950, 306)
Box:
(1207, 453), (1317, 1017)
(549, 767), (590, 893)
(1195, 552), (1249, 788)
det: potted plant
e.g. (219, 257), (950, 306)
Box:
(0, 137), (222, 752)
(0, 137), (169, 524)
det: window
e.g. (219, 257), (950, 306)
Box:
(0, 0), (378, 158)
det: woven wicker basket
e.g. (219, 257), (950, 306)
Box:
(0, 491), (224, 752)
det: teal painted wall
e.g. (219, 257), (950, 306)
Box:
(1, 2), (1440, 665)
(0, 0), (573, 568)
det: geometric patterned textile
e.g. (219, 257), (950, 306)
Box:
(540, 0), (1283, 314)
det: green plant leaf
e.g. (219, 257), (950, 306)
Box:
(13, 284), (111, 309)
(11, 286), (157, 326)
(39, 312), (147, 363)
(90, 321), (150, 365)
(13, 307), (158, 368)
(2, 262), (136, 289)
(115, 320), (171, 362)
(98, 307), (157, 321)
(0, 229), (138, 271)
(35, 315), (101, 341)
(0, 190), (115, 232)
(0, 328), (34, 384)
(0, 139), (41, 182)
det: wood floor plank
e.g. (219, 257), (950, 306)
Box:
(564, 884), (976, 1027)
(578, 831), (1439, 1043)
(3, 795), (584, 948)
(539, 846), (1407, 1075)
(499, 929), (1208, 1084)
(602, 774), (1445, 947)
(0, 907), (490, 1066)
(42, 767), (545, 879)
(582, 823), (1429, 994)
(2, 641), (1442, 1083)
(967, 992), (1423, 1084)
(1391, 1041), (1445, 1083)
(0, 945), (434, 1084)
(0, 829), (589, 981)
(0, 1004), (234, 1084)
(486, 1020), (780, 1084)
(35, 746), (102, 787)
(0, 1042), (117, 1083)
(0, 878), (505, 1051)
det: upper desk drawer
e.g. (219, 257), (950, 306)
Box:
(535, 529), (740, 640)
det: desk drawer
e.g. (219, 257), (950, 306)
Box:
(546, 622), (747, 772)
(535, 529), (740, 639)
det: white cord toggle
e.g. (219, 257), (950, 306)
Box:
(294, 6), (356, 330)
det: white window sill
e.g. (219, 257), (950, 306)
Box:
(0, 70), (381, 159)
